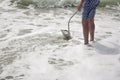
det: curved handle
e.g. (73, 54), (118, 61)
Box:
(68, 11), (78, 35)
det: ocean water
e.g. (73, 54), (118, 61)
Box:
(0, 0), (120, 9)
(8, 0), (120, 8)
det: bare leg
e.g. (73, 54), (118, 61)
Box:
(88, 18), (95, 41)
(82, 20), (89, 44)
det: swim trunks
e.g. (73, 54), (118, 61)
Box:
(82, 0), (100, 20)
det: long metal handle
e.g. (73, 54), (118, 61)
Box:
(68, 11), (78, 35)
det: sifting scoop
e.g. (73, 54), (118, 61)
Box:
(61, 11), (78, 40)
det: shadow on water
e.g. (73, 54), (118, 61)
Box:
(94, 42), (120, 55)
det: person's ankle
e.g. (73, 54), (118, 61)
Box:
(90, 39), (94, 42)
(84, 42), (89, 45)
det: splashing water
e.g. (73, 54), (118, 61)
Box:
(7, 0), (120, 8)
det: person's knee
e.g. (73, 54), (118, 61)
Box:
(88, 18), (94, 22)
(88, 18), (94, 25)
(82, 20), (88, 25)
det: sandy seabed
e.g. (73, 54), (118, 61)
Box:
(0, 6), (120, 80)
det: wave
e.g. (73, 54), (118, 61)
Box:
(10, 0), (120, 8)
(99, 0), (120, 7)
(1, 0), (120, 9)
(9, 0), (78, 8)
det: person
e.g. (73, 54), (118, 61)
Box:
(77, 0), (100, 45)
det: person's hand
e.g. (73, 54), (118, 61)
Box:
(77, 5), (82, 11)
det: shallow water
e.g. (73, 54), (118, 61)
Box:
(0, 2), (120, 80)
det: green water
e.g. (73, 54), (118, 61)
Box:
(10, 0), (120, 8)
(99, 0), (120, 7)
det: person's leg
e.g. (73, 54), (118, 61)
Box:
(82, 20), (89, 44)
(87, 7), (96, 42)
(82, 6), (91, 44)
(88, 18), (95, 41)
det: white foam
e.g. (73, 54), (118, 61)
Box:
(0, 5), (120, 80)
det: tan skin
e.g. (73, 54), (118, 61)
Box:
(77, 0), (95, 45)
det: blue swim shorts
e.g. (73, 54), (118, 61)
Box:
(82, 1), (100, 20)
